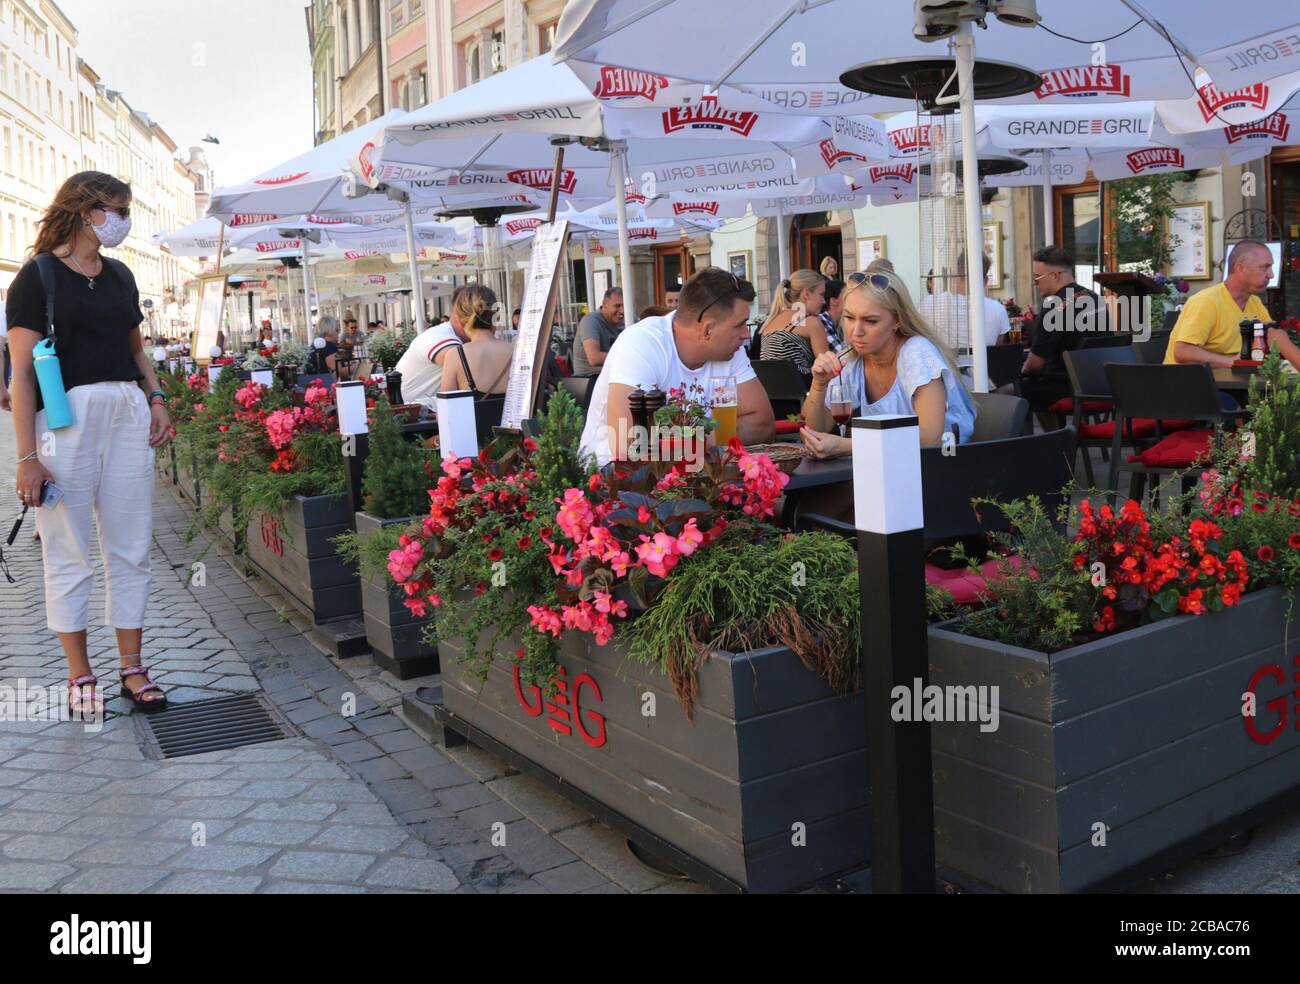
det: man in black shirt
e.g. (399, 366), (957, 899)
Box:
(1020, 245), (1105, 423)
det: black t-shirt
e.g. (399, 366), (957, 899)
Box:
(5, 254), (144, 410)
(307, 341), (338, 373)
(1027, 282), (1106, 376)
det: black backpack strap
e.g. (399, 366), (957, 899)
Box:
(452, 342), (480, 396)
(33, 253), (56, 340)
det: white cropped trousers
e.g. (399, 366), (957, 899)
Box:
(35, 382), (154, 632)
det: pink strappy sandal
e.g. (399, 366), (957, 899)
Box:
(119, 663), (168, 713)
(68, 673), (105, 719)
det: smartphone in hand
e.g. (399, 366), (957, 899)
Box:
(39, 481), (62, 508)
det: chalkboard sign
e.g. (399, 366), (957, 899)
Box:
(501, 220), (569, 431)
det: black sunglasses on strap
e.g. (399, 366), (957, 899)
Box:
(698, 272), (757, 320)
(0, 504), (28, 585)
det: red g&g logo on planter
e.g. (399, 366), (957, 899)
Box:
(1242, 655), (1300, 744)
(515, 663), (606, 747)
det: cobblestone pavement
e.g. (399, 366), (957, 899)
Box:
(3, 428), (1299, 894)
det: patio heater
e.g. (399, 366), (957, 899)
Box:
(435, 203), (535, 332)
(836, 0), (1042, 895)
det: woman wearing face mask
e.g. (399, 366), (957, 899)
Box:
(5, 171), (174, 717)
(799, 270), (976, 456)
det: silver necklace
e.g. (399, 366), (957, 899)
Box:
(67, 253), (99, 289)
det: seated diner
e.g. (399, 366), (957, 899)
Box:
(799, 269), (977, 457)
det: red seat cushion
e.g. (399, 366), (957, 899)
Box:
(1126, 428), (1213, 467)
(554, 356), (570, 376)
(926, 556), (1023, 605)
(1080, 418), (1198, 440)
(775, 418), (803, 434)
(1047, 397), (1112, 414)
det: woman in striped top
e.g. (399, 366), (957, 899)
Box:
(758, 269), (830, 378)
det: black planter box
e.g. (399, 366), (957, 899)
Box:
(355, 511), (438, 679)
(245, 494), (361, 624)
(438, 630), (868, 893)
(928, 586), (1300, 893)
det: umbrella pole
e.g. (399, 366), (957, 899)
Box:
(1041, 149), (1054, 246)
(611, 141), (636, 318)
(776, 209), (791, 283)
(402, 197), (427, 331)
(956, 20), (988, 394)
(301, 237), (314, 338)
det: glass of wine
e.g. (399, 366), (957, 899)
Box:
(828, 381), (851, 437)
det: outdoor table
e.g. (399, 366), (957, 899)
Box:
(400, 418), (438, 437)
(779, 455), (854, 528)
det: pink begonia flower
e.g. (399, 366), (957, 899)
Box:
(304, 382), (331, 405)
(592, 591), (628, 619)
(636, 532), (680, 577)
(265, 409), (297, 450)
(406, 598), (427, 618)
(234, 382), (262, 410)
(676, 518), (704, 556)
(528, 604), (563, 637)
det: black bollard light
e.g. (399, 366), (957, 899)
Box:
(851, 414), (935, 894)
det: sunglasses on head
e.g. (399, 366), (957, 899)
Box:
(847, 272), (892, 292)
(698, 272), (756, 321)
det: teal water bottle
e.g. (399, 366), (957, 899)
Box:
(32, 337), (74, 429)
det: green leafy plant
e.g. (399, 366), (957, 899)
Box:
(1243, 348), (1300, 500)
(950, 496), (1094, 653)
(359, 394), (440, 519)
(533, 389), (595, 502)
(625, 526), (860, 709)
(1110, 173), (1184, 274)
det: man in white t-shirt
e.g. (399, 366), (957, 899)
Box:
(918, 251), (1010, 351)
(394, 321), (463, 407)
(580, 267), (773, 466)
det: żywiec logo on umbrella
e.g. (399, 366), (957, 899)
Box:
(867, 163), (915, 185)
(506, 168), (577, 194)
(1034, 64), (1131, 99)
(358, 142), (376, 183)
(661, 96), (758, 137)
(889, 125), (932, 157)
(1196, 81), (1270, 122)
(228, 214), (280, 227)
(592, 66), (671, 101)
(307, 215), (346, 225)
(1225, 112), (1292, 143)
(628, 227), (660, 240)
(505, 218), (543, 236)
(1125, 147), (1185, 174)
(255, 240), (300, 251)
(367, 274), (387, 284)
(818, 139), (869, 170)
(253, 172), (309, 186)
(344, 249), (380, 260)
(672, 202), (720, 216)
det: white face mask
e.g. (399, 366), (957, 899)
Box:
(91, 209), (131, 248)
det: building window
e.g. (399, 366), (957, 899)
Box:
(538, 18), (559, 55)
(389, 0), (403, 30)
(410, 0), (422, 15)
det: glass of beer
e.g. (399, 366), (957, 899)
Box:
(710, 375), (738, 448)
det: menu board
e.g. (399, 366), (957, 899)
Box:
(1166, 201), (1211, 280)
(192, 275), (229, 362)
(501, 220), (569, 431)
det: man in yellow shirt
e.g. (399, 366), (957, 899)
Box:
(1165, 240), (1273, 366)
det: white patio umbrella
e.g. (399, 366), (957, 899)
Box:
(552, 1), (1300, 390)
(357, 55), (890, 313)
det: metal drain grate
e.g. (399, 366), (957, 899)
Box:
(137, 693), (296, 759)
